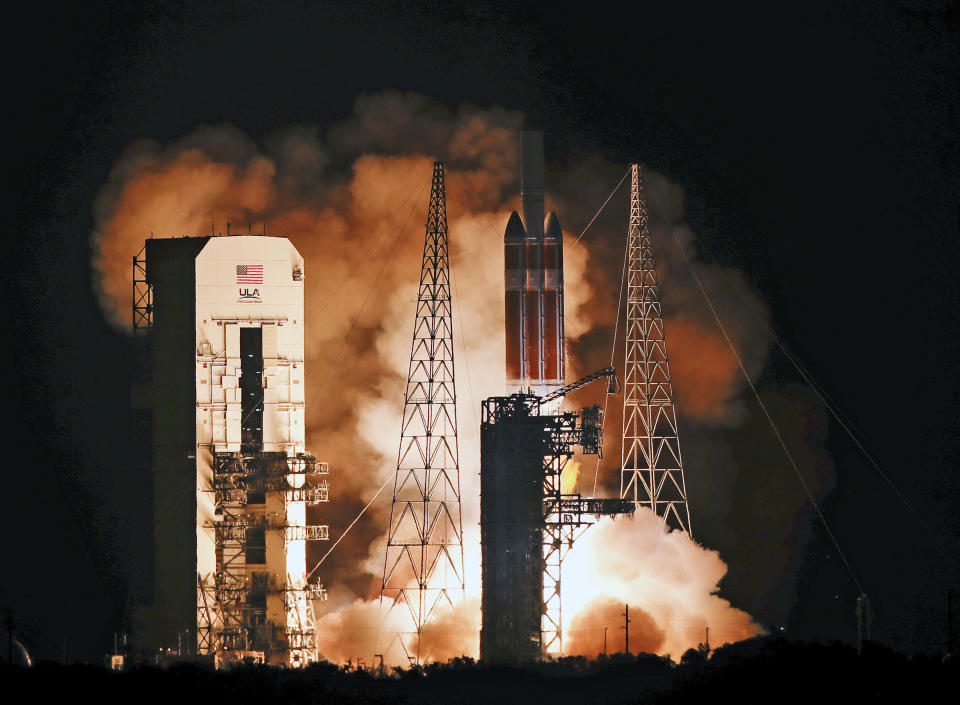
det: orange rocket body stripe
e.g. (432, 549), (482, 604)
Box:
(543, 291), (560, 382)
(505, 290), (523, 382)
(523, 290), (542, 384)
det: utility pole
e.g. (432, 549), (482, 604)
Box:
(603, 627), (607, 656)
(622, 604), (631, 655)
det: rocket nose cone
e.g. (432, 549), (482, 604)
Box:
(505, 210), (526, 239)
(544, 211), (563, 240)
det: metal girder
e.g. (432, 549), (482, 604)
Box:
(620, 164), (692, 536)
(132, 246), (152, 332)
(381, 161), (465, 665)
(204, 449), (328, 664)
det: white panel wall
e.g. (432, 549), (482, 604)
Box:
(191, 236), (310, 663)
(194, 237), (306, 455)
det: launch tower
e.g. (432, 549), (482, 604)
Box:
(480, 370), (633, 662)
(381, 162), (465, 664)
(620, 165), (692, 534)
(132, 235), (329, 666)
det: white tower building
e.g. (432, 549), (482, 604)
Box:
(134, 235), (329, 666)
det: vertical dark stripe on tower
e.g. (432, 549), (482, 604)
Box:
(240, 327), (263, 452)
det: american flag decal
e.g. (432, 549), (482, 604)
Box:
(236, 264), (263, 284)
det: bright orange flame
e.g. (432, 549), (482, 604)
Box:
(561, 459), (582, 494)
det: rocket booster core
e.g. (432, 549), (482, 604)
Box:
(504, 132), (565, 395)
(520, 132), (545, 240)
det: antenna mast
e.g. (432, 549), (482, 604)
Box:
(620, 164), (692, 534)
(381, 161), (465, 663)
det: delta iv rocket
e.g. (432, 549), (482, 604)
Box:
(504, 132), (565, 396)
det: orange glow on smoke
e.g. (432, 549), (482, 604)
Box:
(665, 315), (740, 424)
(91, 93), (767, 665)
(566, 596), (665, 656)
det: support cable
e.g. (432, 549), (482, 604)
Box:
(647, 191), (866, 595)
(307, 472), (394, 580)
(775, 343), (931, 533)
(591, 228), (629, 498)
(573, 166), (631, 245)
(449, 255), (480, 435)
(445, 172), (501, 431)
(668, 229), (930, 534)
(154, 475), (197, 526)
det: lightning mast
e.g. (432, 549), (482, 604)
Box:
(381, 161), (465, 663)
(620, 164), (692, 534)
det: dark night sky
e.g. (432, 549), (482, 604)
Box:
(4, 0), (959, 662)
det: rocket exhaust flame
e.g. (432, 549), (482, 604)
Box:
(560, 459), (582, 495)
(90, 92), (830, 666)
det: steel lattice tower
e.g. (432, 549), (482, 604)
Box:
(381, 161), (465, 663)
(620, 164), (692, 535)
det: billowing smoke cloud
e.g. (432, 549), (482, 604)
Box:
(562, 510), (759, 658)
(566, 597), (665, 657)
(91, 91), (830, 664)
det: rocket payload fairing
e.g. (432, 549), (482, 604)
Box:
(505, 132), (565, 396)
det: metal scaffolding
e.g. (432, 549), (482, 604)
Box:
(480, 392), (633, 662)
(136, 235), (323, 667)
(200, 451), (330, 664)
(541, 405), (630, 655)
(381, 161), (465, 664)
(620, 164), (692, 535)
(132, 246), (152, 332)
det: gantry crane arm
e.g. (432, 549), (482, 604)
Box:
(539, 366), (619, 404)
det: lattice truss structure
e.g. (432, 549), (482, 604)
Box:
(197, 452), (330, 665)
(541, 405), (611, 654)
(620, 164), (692, 535)
(479, 393), (630, 661)
(132, 246), (152, 331)
(381, 161), (465, 663)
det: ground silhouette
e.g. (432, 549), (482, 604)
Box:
(2, 637), (955, 704)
